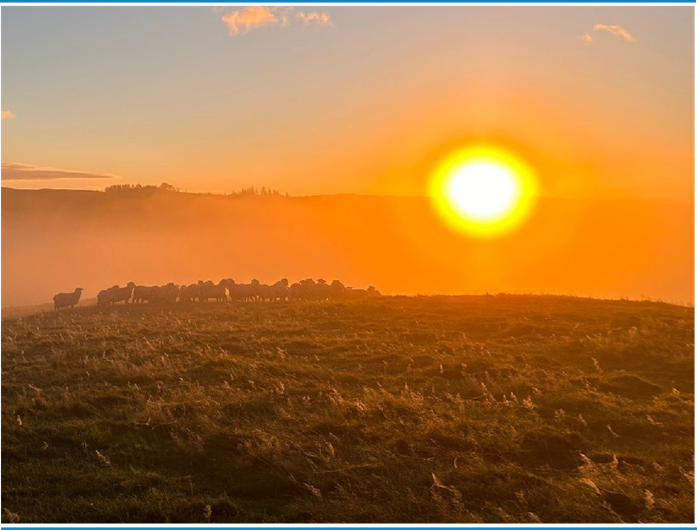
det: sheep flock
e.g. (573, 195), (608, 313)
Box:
(52, 279), (381, 310)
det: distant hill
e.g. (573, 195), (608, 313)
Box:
(2, 187), (693, 307)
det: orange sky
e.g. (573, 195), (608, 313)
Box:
(1, 6), (694, 203)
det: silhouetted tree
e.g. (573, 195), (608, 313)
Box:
(105, 183), (286, 198)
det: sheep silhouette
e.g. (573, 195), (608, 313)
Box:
(64, 279), (380, 307)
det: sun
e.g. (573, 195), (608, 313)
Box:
(447, 161), (519, 220)
(429, 145), (538, 237)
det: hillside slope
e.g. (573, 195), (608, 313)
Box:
(2, 187), (693, 306)
(1, 295), (693, 523)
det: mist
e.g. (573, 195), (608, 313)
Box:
(2, 187), (693, 308)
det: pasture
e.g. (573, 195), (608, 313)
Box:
(1, 295), (694, 523)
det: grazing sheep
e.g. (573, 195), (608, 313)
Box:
(53, 288), (83, 310)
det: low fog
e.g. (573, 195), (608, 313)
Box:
(2, 187), (693, 308)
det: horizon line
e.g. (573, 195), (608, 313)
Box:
(1, 185), (694, 207)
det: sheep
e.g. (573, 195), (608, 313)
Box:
(226, 280), (244, 302)
(249, 279), (261, 302)
(159, 283), (180, 303)
(150, 286), (164, 302)
(345, 287), (368, 299)
(293, 278), (317, 301)
(118, 282), (137, 304)
(254, 279), (287, 302)
(257, 283), (275, 303)
(200, 280), (227, 303)
(51, 277), (381, 308)
(133, 285), (153, 303)
(179, 284), (200, 302)
(271, 279), (289, 302)
(329, 280), (346, 299)
(289, 279), (342, 301)
(97, 282), (136, 306)
(312, 279), (328, 300)
(132, 283), (178, 303)
(288, 282), (304, 301)
(228, 279), (260, 302)
(289, 279), (309, 301)
(224, 279), (240, 302)
(96, 289), (110, 306)
(53, 288), (83, 310)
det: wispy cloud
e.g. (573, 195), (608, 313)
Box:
(295, 11), (332, 26)
(579, 23), (636, 45)
(594, 24), (635, 41)
(221, 6), (331, 36)
(1, 110), (16, 121)
(578, 33), (594, 45)
(2, 162), (118, 181)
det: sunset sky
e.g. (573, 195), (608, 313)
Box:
(2, 6), (693, 201)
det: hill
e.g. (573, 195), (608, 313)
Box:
(2, 187), (693, 307)
(1, 295), (693, 523)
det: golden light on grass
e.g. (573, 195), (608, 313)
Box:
(429, 145), (538, 237)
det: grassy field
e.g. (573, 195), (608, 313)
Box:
(1, 295), (694, 523)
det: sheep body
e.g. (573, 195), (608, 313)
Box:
(97, 283), (136, 306)
(53, 288), (83, 310)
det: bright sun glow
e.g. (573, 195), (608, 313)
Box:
(429, 145), (538, 237)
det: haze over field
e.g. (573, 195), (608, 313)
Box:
(1, 5), (694, 524)
(2, 187), (692, 307)
(2, 6), (694, 310)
